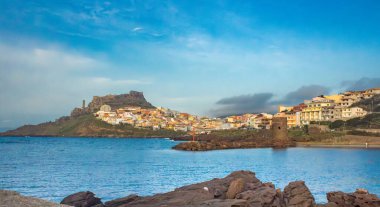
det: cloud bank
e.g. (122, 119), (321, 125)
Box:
(210, 85), (330, 117)
(342, 77), (380, 91)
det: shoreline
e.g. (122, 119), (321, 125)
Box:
(0, 134), (181, 139)
(296, 142), (380, 149)
(2, 135), (380, 150)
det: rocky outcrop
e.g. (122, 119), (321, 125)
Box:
(96, 170), (307, 207)
(0, 190), (70, 207)
(283, 181), (316, 207)
(326, 189), (380, 207)
(69, 91), (154, 117)
(96, 171), (379, 207)
(87, 91), (154, 112)
(172, 130), (277, 151)
(4, 171), (379, 207)
(173, 140), (270, 151)
(60, 191), (103, 207)
(104, 194), (140, 207)
(226, 178), (245, 199)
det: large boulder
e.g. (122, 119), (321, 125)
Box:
(327, 189), (380, 207)
(195, 199), (249, 207)
(283, 181), (315, 207)
(0, 190), (71, 207)
(104, 194), (140, 207)
(226, 178), (245, 199)
(60, 191), (103, 207)
(236, 182), (283, 207)
(122, 171), (260, 207)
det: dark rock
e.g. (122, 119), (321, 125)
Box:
(236, 182), (283, 207)
(0, 190), (71, 207)
(60, 191), (103, 207)
(57, 171), (380, 207)
(172, 130), (275, 151)
(214, 189), (223, 198)
(327, 189), (380, 207)
(104, 194), (139, 207)
(283, 181), (315, 207)
(122, 170), (259, 207)
(226, 178), (245, 199)
(195, 199), (248, 207)
(71, 107), (89, 117)
(316, 202), (339, 207)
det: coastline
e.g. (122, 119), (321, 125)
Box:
(296, 142), (380, 149)
(2, 135), (380, 150)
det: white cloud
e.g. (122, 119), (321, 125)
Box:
(0, 42), (151, 127)
(132, 27), (143, 32)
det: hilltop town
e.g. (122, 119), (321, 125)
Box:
(94, 88), (380, 134)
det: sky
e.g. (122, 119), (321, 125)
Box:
(1, 0), (380, 128)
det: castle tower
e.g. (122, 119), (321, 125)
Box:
(272, 117), (289, 148)
(82, 100), (85, 109)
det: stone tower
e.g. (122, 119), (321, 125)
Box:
(272, 117), (289, 148)
(82, 100), (86, 109)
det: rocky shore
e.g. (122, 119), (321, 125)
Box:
(172, 130), (272, 151)
(0, 190), (71, 207)
(2, 170), (379, 207)
(172, 139), (277, 151)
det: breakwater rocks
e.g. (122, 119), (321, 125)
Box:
(172, 130), (282, 151)
(173, 121), (293, 151)
(172, 140), (272, 151)
(54, 171), (380, 207)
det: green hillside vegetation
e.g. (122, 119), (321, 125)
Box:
(288, 129), (345, 142)
(329, 113), (380, 129)
(1, 114), (185, 138)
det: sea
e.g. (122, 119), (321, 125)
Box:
(0, 137), (379, 203)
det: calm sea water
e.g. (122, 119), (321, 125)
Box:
(0, 137), (379, 203)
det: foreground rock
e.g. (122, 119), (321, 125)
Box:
(4, 170), (380, 207)
(104, 194), (140, 207)
(0, 190), (70, 207)
(60, 191), (104, 207)
(327, 189), (380, 207)
(100, 170), (379, 207)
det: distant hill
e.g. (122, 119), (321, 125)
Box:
(0, 91), (184, 138)
(0, 114), (183, 137)
(70, 90), (155, 117)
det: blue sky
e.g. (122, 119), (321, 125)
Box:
(1, 0), (380, 128)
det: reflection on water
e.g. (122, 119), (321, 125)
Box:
(0, 137), (379, 203)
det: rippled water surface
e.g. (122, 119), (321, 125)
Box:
(0, 137), (379, 203)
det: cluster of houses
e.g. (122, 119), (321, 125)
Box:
(94, 88), (380, 133)
(276, 87), (380, 128)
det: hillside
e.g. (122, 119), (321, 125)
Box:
(0, 91), (184, 138)
(327, 94), (380, 129)
(351, 94), (380, 112)
(0, 114), (185, 137)
(70, 90), (154, 117)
